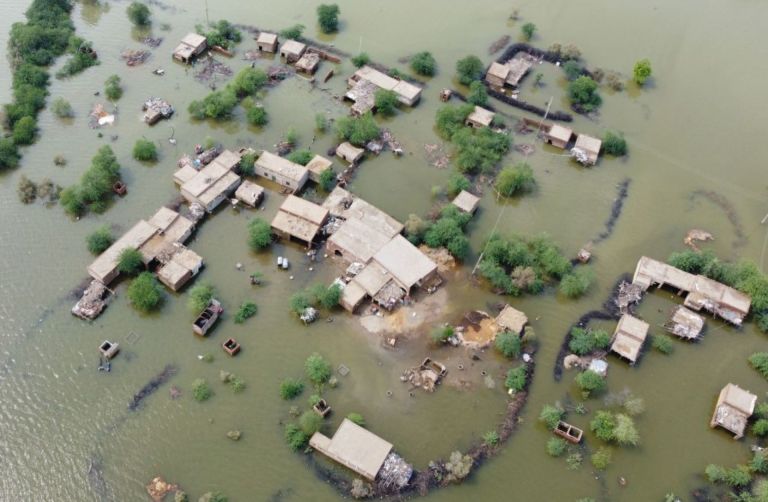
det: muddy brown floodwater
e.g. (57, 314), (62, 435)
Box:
(1, 0), (768, 501)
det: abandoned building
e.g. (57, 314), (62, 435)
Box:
(610, 313), (649, 364)
(571, 134), (602, 166)
(544, 123), (573, 149)
(494, 304), (528, 334)
(295, 51), (321, 74)
(451, 190), (480, 214)
(271, 195), (329, 246)
(255, 32), (278, 52)
(279, 39), (307, 62)
(664, 305), (705, 340)
(234, 180), (265, 207)
(309, 418), (394, 481)
(372, 235), (439, 293)
(305, 154), (333, 183)
(633, 256), (752, 325)
(142, 97), (174, 125)
(172, 33), (208, 63)
(465, 106), (495, 128)
(254, 151), (309, 192)
(345, 79), (378, 115)
(485, 53), (534, 89)
(335, 142), (365, 165)
(179, 154), (242, 212)
(346, 66), (422, 110)
(156, 247), (204, 291)
(710, 383), (757, 439)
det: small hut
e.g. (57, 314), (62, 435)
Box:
(172, 33), (207, 63)
(234, 180), (265, 207)
(664, 305), (705, 340)
(280, 39), (306, 62)
(494, 304), (528, 334)
(295, 52), (321, 74)
(571, 134), (602, 166)
(465, 106), (495, 129)
(306, 155), (333, 183)
(544, 124), (573, 149)
(710, 383), (757, 439)
(451, 190), (480, 214)
(256, 32), (278, 53)
(610, 314), (649, 364)
(485, 62), (510, 88)
(336, 142), (364, 164)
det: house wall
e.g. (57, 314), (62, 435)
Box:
(255, 166), (308, 192)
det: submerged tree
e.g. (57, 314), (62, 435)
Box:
(568, 76), (601, 112)
(521, 22), (536, 41)
(305, 353), (332, 386)
(127, 2), (151, 26)
(127, 272), (163, 312)
(316, 4), (340, 33)
(455, 55), (484, 85)
(410, 51), (437, 76)
(247, 218), (272, 250)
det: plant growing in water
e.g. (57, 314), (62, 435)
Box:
(233, 301), (257, 324)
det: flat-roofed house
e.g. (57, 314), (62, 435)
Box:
(465, 106), (495, 128)
(271, 195), (329, 246)
(148, 206), (195, 244)
(254, 151), (309, 192)
(335, 142), (364, 165)
(88, 220), (159, 284)
(571, 134), (602, 166)
(485, 54), (533, 88)
(280, 39), (306, 62)
(180, 161), (242, 212)
(340, 280), (367, 313)
(610, 314), (649, 364)
(544, 124), (573, 149)
(451, 190), (480, 214)
(295, 52), (321, 74)
(347, 66), (423, 107)
(373, 235), (439, 293)
(256, 32), (278, 53)
(485, 62), (510, 88)
(495, 304), (528, 334)
(306, 155), (333, 183)
(173, 33), (208, 63)
(309, 418), (393, 481)
(234, 180), (265, 207)
(711, 383), (757, 439)
(156, 248), (204, 291)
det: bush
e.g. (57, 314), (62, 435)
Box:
(753, 419), (768, 437)
(104, 75), (122, 101)
(411, 51), (436, 76)
(521, 22), (536, 41)
(456, 55), (484, 85)
(284, 423), (309, 451)
(52, 97), (73, 118)
(280, 24), (304, 40)
(423, 206), (472, 260)
(546, 437), (567, 457)
(562, 60), (582, 81)
(705, 464), (726, 483)
(568, 76), (601, 112)
(12, 116), (37, 145)
(287, 149), (313, 166)
(603, 131), (628, 156)
(435, 104), (475, 139)
(568, 327), (611, 355)
(495, 162), (535, 197)
(446, 173), (470, 197)
(483, 430), (500, 446)
(127, 272), (163, 312)
(652, 334), (674, 354)
(127, 2), (151, 26)
(317, 4), (340, 34)
(495, 331), (522, 358)
(230, 376), (246, 393)
(198, 20), (241, 49)
(299, 410), (324, 436)
(559, 267), (594, 298)
(247, 218), (272, 250)
(289, 293), (311, 315)
(0, 139), (21, 171)
(60, 145), (121, 216)
(431, 325), (454, 344)
(314, 113), (328, 132)
(505, 366), (527, 392)
(452, 127), (510, 174)
(280, 379), (304, 400)
(319, 168), (336, 192)
(725, 465), (752, 488)
(246, 105), (268, 126)
(613, 413), (640, 446)
(133, 138), (157, 161)
(55, 39), (100, 79)
(444, 451), (472, 482)
(751, 451), (768, 474)
(623, 396), (645, 416)
(191, 378), (212, 401)
(188, 88), (239, 120)
(633, 59), (652, 85)
(117, 248), (144, 275)
(374, 89), (399, 117)
(539, 404), (564, 430)
(336, 112), (380, 146)
(566, 452), (583, 470)
(466, 80), (488, 107)
(347, 413), (365, 427)
(231, 67), (267, 97)
(590, 410), (616, 441)
(575, 370), (606, 397)
(305, 353), (332, 386)
(233, 301), (257, 323)
(351, 52), (370, 68)
(86, 226), (114, 254)
(750, 353), (768, 380)
(310, 283), (342, 310)
(591, 447), (612, 470)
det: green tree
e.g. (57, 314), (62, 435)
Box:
(12, 116), (37, 145)
(305, 353), (332, 386)
(603, 131), (628, 156)
(351, 52), (370, 68)
(127, 272), (163, 312)
(546, 437), (567, 457)
(591, 447), (612, 470)
(117, 248), (144, 275)
(446, 173), (470, 197)
(568, 327), (610, 355)
(314, 113), (328, 132)
(590, 410), (616, 441)
(187, 282), (215, 312)
(575, 370), (606, 397)
(431, 325), (454, 344)
(246, 105), (268, 126)
(287, 149), (313, 165)
(568, 76), (601, 112)
(280, 24), (304, 40)
(633, 58), (652, 85)
(521, 22), (536, 41)
(483, 430), (500, 446)
(133, 138), (157, 161)
(652, 334), (674, 354)
(299, 410), (324, 435)
(126, 2), (151, 26)
(317, 4), (340, 33)
(335, 112), (380, 146)
(284, 423), (309, 451)
(750, 352), (768, 380)
(456, 55), (484, 85)
(86, 226), (114, 254)
(198, 20), (241, 49)
(374, 89), (399, 117)
(612, 413), (640, 446)
(319, 168), (336, 192)
(505, 366), (527, 391)
(539, 404), (565, 430)
(411, 51), (437, 76)
(52, 97), (74, 118)
(247, 218), (272, 250)
(495, 162), (535, 197)
(0, 139), (20, 171)
(559, 267), (594, 298)
(231, 67), (267, 97)
(562, 60), (582, 81)
(466, 80), (488, 106)
(280, 378), (304, 400)
(289, 292), (310, 315)
(104, 75), (122, 101)
(495, 331), (522, 358)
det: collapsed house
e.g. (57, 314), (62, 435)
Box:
(402, 357), (447, 392)
(485, 53), (535, 89)
(610, 313), (649, 364)
(172, 33), (207, 63)
(271, 195), (329, 246)
(178, 150), (243, 212)
(465, 106), (495, 129)
(710, 383), (757, 439)
(633, 256), (752, 325)
(664, 305), (705, 340)
(295, 51), (321, 74)
(142, 97), (174, 125)
(255, 32), (278, 53)
(72, 280), (112, 320)
(254, 151), (309, 192)
(451, 190), (480, 214)
(570, 133), (602, 166)
(345, 66), (422, 115)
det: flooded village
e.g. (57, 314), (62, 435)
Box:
(1, 1), (768, 501)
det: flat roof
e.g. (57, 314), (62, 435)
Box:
(211, 149), (242, 171)
(373, 235), (437, 290)
(280, 195), (329, 226)
(574, 134), (602, 155)
(467, 106), (495, 127)
(309, 418), (393, 481)
(296, 52), (320, 72)
(610, 314), (649, 363)
(341, 280), (367, 311)
(173, 248), (203, 271)
(197, 171), (241, 207)
(148, 207), (195, 244)
(452, 190), (480, 213)
(173, 43), (195, 59)
(235, 180), (264, 205)
(306, 155), (333, 176)
(392, 80), (422, 101)
(336, 142), (364, 162)
(486, 62), (510, 80)
(353, 261), (392, 297)
(719, 383), (757, 415)
(354, 66), (399, 91)
(322, 186), (354, 217)
(281, 39), (306, 56)
(505, 54), (533, 85)
(173, 165), (198, 185)
(88, 220), (158, 282)
(256, 151), (308, 182)
(257, 32), (277, 44)
(182, 162), (230, 198)
(157, 260), (191, 288)
(495, 304), (528, 334)
(181, 33), (207, 49)
(633, 256), (697, 292)
(547, 124), (573, 143)
(329, 217), (395, 264)
(271, 210), (321, 243)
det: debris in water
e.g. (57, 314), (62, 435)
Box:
(194, 57), (233, 83)
(488, 34), (511, 55)
(146, 476), (179, 502)
(593, 178), (630, 243)
(684, 228), (714, 251)
(128, 364), (177, 411)
(424, 143), (449, 169)
(121, 49), (151, 66)
(142, 37), (163, 48)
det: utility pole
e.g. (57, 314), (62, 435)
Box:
(204, 0), (209, 26)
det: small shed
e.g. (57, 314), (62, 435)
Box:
(156, 248), (204, 291)
(254, 151), (309, 192)
(465, 106), (495, 129)
(309, 418), (393, 481)
(340, 280), (367, 313)
(336, 142), (364, 164)
(710, 383), (757, 439)
(173, 33), (207, 63)
(256, 32), (278, 53)
(610, 314), (649, 364)
(180, 161), (242, 212)
(544, 124), (573, 149)
(271, 195), (329, 246)
(452, 190), (480, 214)
(664, 305), (705, 340)
(306, 154), (333, 183)
(234, 180), (265, 207)
(485, 62), (510, 88)
(280, 39), (306, 62)
(571, 134), (602, 166)
(495, 304), (528, 334)
(295, 52), (321, 74)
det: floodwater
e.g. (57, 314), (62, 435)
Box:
(1, 0), (767, 500)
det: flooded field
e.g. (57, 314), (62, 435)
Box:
(1, 0), (767, 500)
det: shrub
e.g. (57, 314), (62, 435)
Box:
(289, 293), (310, 315)
(314, 113), (328, 132)
(633, 59), (652, 85)
(495, 331), (522, 358)
(452, 127), (510, 174)
(351, 52), (370, 68)
(317, 4), (340, 34)
(456, 55), (484, 85)
(495, 162), (535, 197)
(319, 168), (336, 192)
(305, 353), (332, 386)
(750, 353), (768, 380)
(127, 272), (163, 312)
(191, 378), (212, 401)
(754, 419), (768, 437)
(466, 80), (488, 107)
(230, 376), (246, 393)
(127, 2), (151, 26)
(240, 152), (256, 176)
(55, 38), (100, 79)
(0, 139), (21, 171)
(568, 76), (601, 112)
(284, 423), (309, 451)
(188, 88), (239, 121)
(17, 176), (37, 204)
(312, 283), (342, 309)
(521, 22), (536, 41)
(86, 226), (114, 254)
(198, 20), (241, 49)
(411, 51), (436, 76)
(104, 75), (122, 101)
(233, 301), (257, 323)
(280, 379), (304, 400)
(613, 413), (640, 446)
(603, 131), (628, 156)
(336, 112), (380, 146)
(231, 67), (267, 97)
(187, 282), (215, 313)
(705, 464), (726, 483)
(118, 248), (144, 275)
(446, 174), (470, 197)
(724, 465), (752, 488)
(435, 104), (475, 139)
(505, 366), (527, 392)
(12, 116), (37, 145)
(566, 452), (583, 470)
(246, 105), (268, 126)
(562, 60), (582, 81)
(287, 149), (313, 166)
(431, 325), (454, 344)
(299, 410), (323, 436)
(247, 218), (272, 250)
(751, 451), (768, 474)
(546, 437), (567, 457)
(133, 138), (157, 161)
(575, 370), (606, 397)
(591, 447), (612, 470)
(652, 334), (674, 354)
(568, 327), (611, 355)
(347, 413), (365, 427)
(61, 145), (121, 216)
(444, 451), (472, 482)
(539, 404), (564, 430)
(623, 396), (645, 416)
(559, 267), (594, 298)
(590, 411), (616, 441)
(483, 431), (500, 446)
(280, 24), (304, 40)
(374, 89), (399, 117)
(52, 97), (74, 118)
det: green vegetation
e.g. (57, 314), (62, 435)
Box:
(317, 4), (340, 33)
(444, 451), (473, 482)
(286, 149), (313, 165)
(568, 76), (602, 112)
(309, 283), (342, 310)
(482, 430), (500, 446)
(280, 378), (304, 400)
(410, 51), (437, 76)
(245, 104), (268, 126)
(566, 452), (583, 470)
(539, 403), (565, 430)
(750, 353), (768, 380)
(495, 331), (522, 358)
(546, 437), (567, 457)
(56, 38), (99, 78)
(590, 447), (612, 470)
(521, 22), (536, 41)
(247, 217), (272, 250)
(652, 334), (674, 354)
(591, 412), (640, 446)
(374, 89), (399, 117)
(505, 366), (527, 392)
(336, 112), (380, 146)
(133, 138), (157, 161)
(197, 20), (241, 49)
(284, 423), (309, 451)
(189, 68), (266, 121)
(568, 327), (611, 355)
(127, 2), (151, 26)
(559, 267), (595, 298)
(495, 162), (535, 197)
(446, 173), (471, 197)
(347, 413), (366, 427)
(229, 376), (246, 393)
(289, 292), (311, 315)
(623, 396), (646, 416)
(299, 410), (324, 436)
(435, 104), (510, 174)
(60, 146), (122, 217)
(279, 24), (304, 40)
(477, 233), (572, 296)
(12, 117), (37, 145)
(233, 301), (257, 324)
(466, 80), (488, 106)
(192, 378), (212, 401)
(423, 205), (472, 259)
(431, 325), (455, 344)
(127, 272), (163, 312)
(633, 58), (652, 85)
(117, 248), (144, 275)
(456, 55), (484, 85)
(575, 370), (606, 397)
(86, 226), (114, 255)
(188, 88), (239, 120)
(231, 67), (267, 97)
(602, 131), (628, 156)
(351, 52), (370, 68)
(0, 139), (20, 171)
(319, 168), (336, 192)
(17, 175), (37, 204)
(314, 113), (328, 132)
(188, 282), (215, 314)
(562, 60), (583, 81)
(305, 353), (332, 386)
(753, 419), (768, 437)
(590, 410), (617, 441)
(51, 97), (73, 118)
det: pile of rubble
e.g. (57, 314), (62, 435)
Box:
(142, 97), (174, 124)
(121, 49), (151, 66)
(194, 57), (233, 83)
(377, 452), (413, 491)
(71, 280), (111, 320)
(613, 280), (644, 313)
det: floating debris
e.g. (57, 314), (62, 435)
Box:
(488, 34), (511, 55)
(227, 430), (242, 441)
(300, 307), (318, 324)
(89, 103), (116, 128)
(146, 476), (179, 502)
(142, 97), (174, 124)
(424, 143), (449, 169)
(121, 49), (151, 66)
(142, 37), (163, 48)
(194, 57), (233, 83)
(684, 228), (714, 251)
(128, 364), (177, 411)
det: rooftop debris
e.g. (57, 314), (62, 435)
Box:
(684, 228), (714, 251)
(664, 305), (705, 340)
(71, 280), (112, 320)
(121, 49), (151, 66)
(128, 364), (177, 411)
(614, 280), (645, 313)
(401, 358), (447, 392)
(142, 97), (174, 124)
(89, 103), (116, 128)
(377, 452), (413, 491)
(146, 476), (179, 502)
(301, 307), (318, 324)
(267, 65), (292, 83)
(710, 383), (757, 439)
(514, 143), (535, 155)
(194, 57), (233, 83)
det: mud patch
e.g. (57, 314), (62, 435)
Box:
(359, 289), (448, 336)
